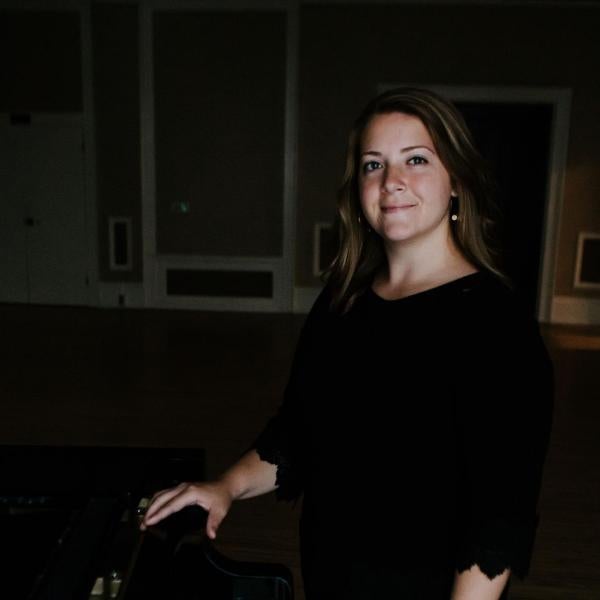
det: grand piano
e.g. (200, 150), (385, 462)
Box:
(1, 445), (294, 599)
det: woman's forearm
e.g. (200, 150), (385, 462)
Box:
(450, 565), (510, 600)
(216, 449), (279, 501)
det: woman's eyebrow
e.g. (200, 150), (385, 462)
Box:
(360, 145), (435, 157)
(401, 145), (435, 154)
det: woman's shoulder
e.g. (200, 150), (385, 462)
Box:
(308, 276), (354, 318)
(461, 270), (530, 318)
(463, 268), (513, 298)
(307, 279), (335, 318)
(454, 270), (546, 350)
(298, 280), (340, 341)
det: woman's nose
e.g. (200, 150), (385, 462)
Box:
(381, 166), (406, 193)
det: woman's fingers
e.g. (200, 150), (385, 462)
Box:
(143, 486), (200, 527)
(206, 506), (227, 539)
(139, 481), (232, 539)
(141, 483), (197, 529)
(143, 483), (186, 522)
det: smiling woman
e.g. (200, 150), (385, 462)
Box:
(140, 88), (553, 600)
(326, 87), (507, 312)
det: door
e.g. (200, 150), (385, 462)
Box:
(455, 102), (553, 318)
(0, 114), (89, 306)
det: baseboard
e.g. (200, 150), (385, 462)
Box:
(98, 282), (145, 308)
(551, 295), (600, 325)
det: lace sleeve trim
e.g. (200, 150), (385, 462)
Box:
(254, 443), (303, 506)
(454, 515), (539, 580)
(456, 544), (522, 580)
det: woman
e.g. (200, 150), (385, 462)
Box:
(140, 88), (554, 599)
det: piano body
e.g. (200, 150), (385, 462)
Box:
(1, 445), (294, 600)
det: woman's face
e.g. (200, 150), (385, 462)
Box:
(358, 112), (457, 247)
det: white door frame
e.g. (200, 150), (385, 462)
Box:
(379, 83), (572, 324)
(140, 0), (299, 312)
(81, 1), (100, 306)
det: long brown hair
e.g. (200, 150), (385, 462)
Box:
(321, 87), (512, 315)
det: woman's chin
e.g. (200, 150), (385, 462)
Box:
(377, 226), (416, 243)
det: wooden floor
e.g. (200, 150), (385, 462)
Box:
(1, 303), (599, 599)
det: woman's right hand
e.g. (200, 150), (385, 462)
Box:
(139, 480), (233, 540)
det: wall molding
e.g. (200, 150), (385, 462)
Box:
(150, 254), (286, 312)
(98, 281), (145, 308)
(80, 3), (101, 307)
(551, 295), (600, 326)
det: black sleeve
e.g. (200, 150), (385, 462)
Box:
(241, 285), (331, 506)
(453, 296), (555, 580)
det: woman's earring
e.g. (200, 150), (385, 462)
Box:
(450, 195), (458, 222)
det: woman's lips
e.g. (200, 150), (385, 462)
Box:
(382, 205), (415, 213)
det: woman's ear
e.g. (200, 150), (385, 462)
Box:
(450, 181), (459, 197)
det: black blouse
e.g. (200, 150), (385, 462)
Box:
(243, 270), (554, 583)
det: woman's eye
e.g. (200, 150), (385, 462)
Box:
(362, 161), (382, 173)
(408, 155), (428, 166)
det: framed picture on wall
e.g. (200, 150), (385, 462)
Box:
(574, 232), (600, 290)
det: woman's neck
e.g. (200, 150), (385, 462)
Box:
(376, 230), (477, 295)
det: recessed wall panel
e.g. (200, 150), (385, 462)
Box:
(154, 11), (286, 257)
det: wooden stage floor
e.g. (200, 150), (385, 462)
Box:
(0, 303), (598, 599)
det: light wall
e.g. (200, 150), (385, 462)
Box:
(1, 3), (599, 302)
